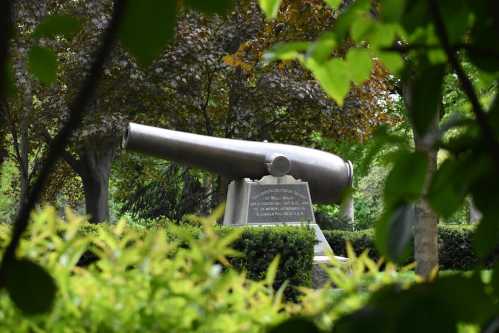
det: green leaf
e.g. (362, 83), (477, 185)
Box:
(258, 0), (282, 20)
(119, 0), (177, 67)
(32, 15), (81, 39)
(492, 264), (499, 299)
(333, 307), (388, 333)
(354, 275), (494, 332)
(473, 216), (499, 259)
(269, 317), (320, 333)
(334, 0), (370, 41)
(404, 63), (446, 136)
(3, 62), (17, 97)
(4, 259), (57, 315)
(433, 274), (495, 324)
(346, 48), (372, 84)
(28, 46), (58, 84)
(368, 23), (398, 48)
(185, 0), (235, 15)
(427, 157), (471, 218)
(263, 42), (308, 63)
(427, 49), (447, 65)
(489, 88), (499, 138)
(467, 2), (499, 72)
(351, 17), (375, 42)
(376, 203), (415, 263)
(470, 158), (499, 221)
(307, 32), (336, 63)
(378, 51), (404, 73)
(384, 151), (428, 205)
(305, 58), (350, 106)
(401, 1), (430, 34)
(324, 0), (342, 10)
(439, 0), (470, 44)
(380, 0), (406, 22)
(265, 255), (280, 285)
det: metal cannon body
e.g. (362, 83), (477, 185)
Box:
(124, 122), (353, 204)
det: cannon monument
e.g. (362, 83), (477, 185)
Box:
(124, 122), (354, 257)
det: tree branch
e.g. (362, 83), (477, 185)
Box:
(38, 127), (82, 175)
(0, 0), (128, 271)
(429, 0), (499, 165)
(383, 42), (499, 59)
(200, 71), (215, 136)
(0, 0), (12, 103)
(4, 105), (24, 172)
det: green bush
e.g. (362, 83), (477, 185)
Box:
(0, 208), (296, 332)
(324, 229), (380, 261)
(2, 208), (480, 332)
(229, 227), (315, 300)
(324, 225), (499, 270)
(32, 218), (315, 300)
(438, 225), (478, 270)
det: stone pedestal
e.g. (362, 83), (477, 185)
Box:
(312, 255), (349, 288)
(223, 175), (332, 257)
(223, 175), (315, 225)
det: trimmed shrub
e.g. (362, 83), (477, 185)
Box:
(438, 225), (478, 270)
(229, 226), (315, 300)
(324, 229), (380, 261)
(324, 225), (499, 270)
(67, 223), (315, 300)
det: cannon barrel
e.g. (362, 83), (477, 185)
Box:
(124, 122), (352, 204)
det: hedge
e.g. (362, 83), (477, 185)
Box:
(229, 227), (315, 300)
(75, 223), (315, 300)
(324, 225), (499, 270)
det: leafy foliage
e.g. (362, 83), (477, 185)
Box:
(4, 258), (56, 315)
(230, 226), (315, 300)
(74, 219), (316, 301)
(1, 0), (499, 330)
(119, 0), (177, 67)
(27, 46), (58, 85)
(0, 207), (293, 329)
(324, 225), (499, 270)
(0, 207), (435, 332)
(259, 0), (499, 276)
(32, 15), (81, 39)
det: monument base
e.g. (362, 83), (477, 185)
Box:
(312, 255), (348, 288)
(224, 175), (315, 225)
(223, 175), (332, 256)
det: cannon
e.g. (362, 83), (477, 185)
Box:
(124, 122), (354, 257)
(124, 122), (353, 204)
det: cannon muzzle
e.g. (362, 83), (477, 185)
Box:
(124, 122), (352, 204)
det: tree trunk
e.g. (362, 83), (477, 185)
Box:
(18, 72), (32, 207)
(0, 109), (7, 168)
(78, 144), (114, 223)
(413, 139), (439, 277)
(403, 76), (440, 278)
(212, 175), (229, 208)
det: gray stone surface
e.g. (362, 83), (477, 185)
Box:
(247, 184), (314, 224)
(246, 223), (332, 256)
(223, 175), (338, 271)
(312, 255), (349, 289)
(312, 262), (330, 289)
(224, 175), (315, 225)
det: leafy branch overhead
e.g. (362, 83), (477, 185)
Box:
(260, 0), (499, 265)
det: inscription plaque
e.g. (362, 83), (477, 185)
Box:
(247, 184), (314, 224)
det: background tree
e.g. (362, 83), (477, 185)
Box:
(114, 0), (398, 221)
(261, 0), (499, 281)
